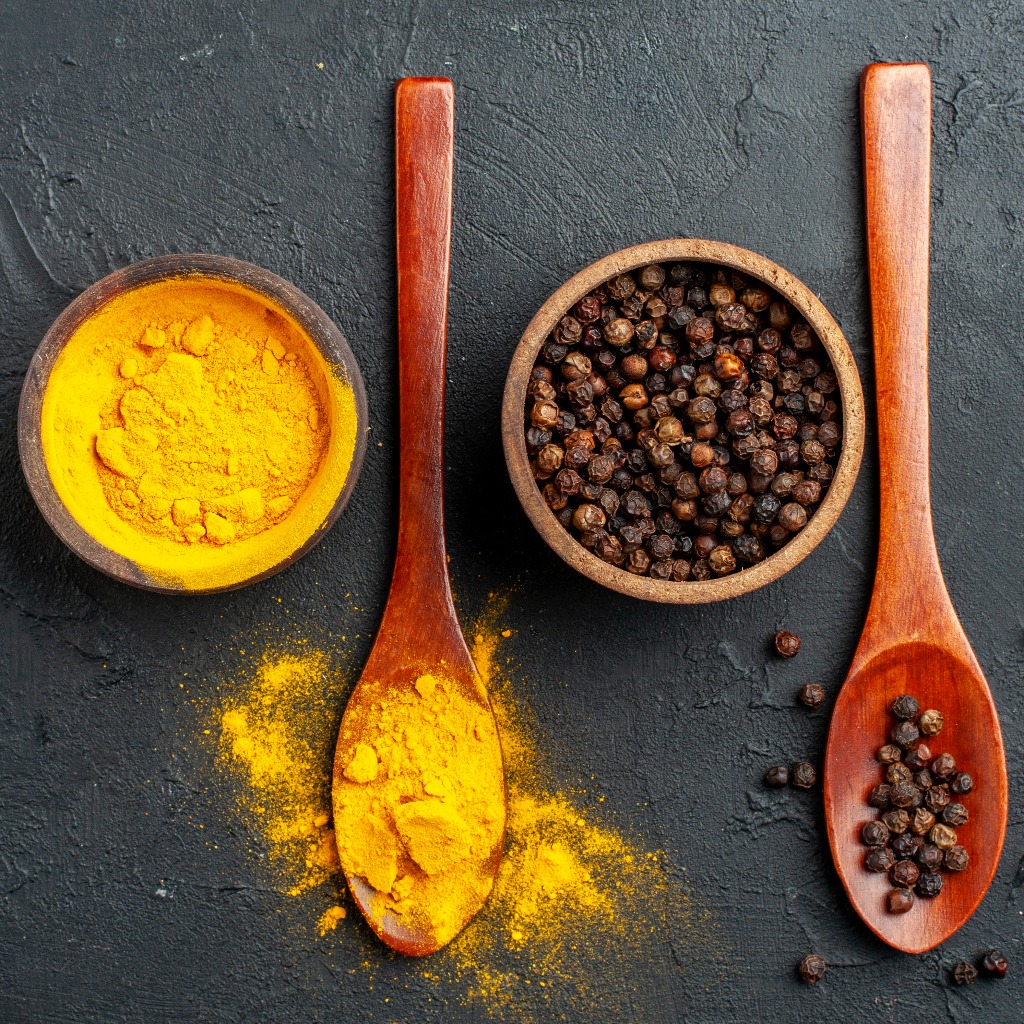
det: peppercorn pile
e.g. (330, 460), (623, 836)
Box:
(523, 261), (843, 580)
(861, 696), (972, 914)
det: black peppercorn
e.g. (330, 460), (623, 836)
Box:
(980, 950), (1008, 978)
(764, 765), (790, 788)
(929, 823), (957, 850)
(798, 683), (825, 708)
(525, 262), (843, 580)
(797, 954), (827, 985)
(949, 772), (973, 795)
(915, 871), (943, 898)
(902, 744), (931, 770)
(887, 888), (915, 914)
(891, 721), (920, 749)
(923, 786), (950, 814)
(867, 783), (892, 810)
(774, 631), (801, 658)
(876, 744), (902, 765)
(917, 708), (944, 736)
(882, 809), (910, 834)
(931, 753), (956, 782)
(889, 859), (920, 889)
(916, 843), (944, 872)
(943, 845), (969, 872)
(942, 803), (968, 827)
(909, 807), (936, 836)
(891, 832), (923, 859)
(865, 846), (896, 873)
(952, 962), (978, 986)
(886, 762), (912, 785)
(861, 820), (890, 846)
(790, 761), (817, 789)
(891, 695), (920, 720)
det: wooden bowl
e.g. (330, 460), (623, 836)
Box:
(18, 253), (368, 594)
(501, 239), (866, 603)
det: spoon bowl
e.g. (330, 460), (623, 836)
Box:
(827, 637), (1005, 952)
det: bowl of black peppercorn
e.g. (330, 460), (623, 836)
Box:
(501, 239), (866, 603)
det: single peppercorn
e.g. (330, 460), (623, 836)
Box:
(890, 860), (920, 889)
(887, 762), (912, 785)
(909, 807), (936, 836)
(764, 765), (790, 788)
(923, 785), (951, 814)
(929, 823), (957, 850)
(865, 846), (896, 873)
(882, 809), (910, 834)
(903, 743), (931, 770)
(876, 744), (902, 765)
(891, 695), (920, 720)
(797, 954), (827, 985)
(891, 832), (923, 859)
(798, 683), (826, 708)
(887, 888), (915, 914)
(942, 803), (968, 827)
(916, 843), (944, 872)
(889, 780), (920, 810)
(949, 771), (973, 795)
(952, 962), (978, 986)
(917, 708), (944, 736)
(774, 631), (801, 658)
(916, 871), (942, 899)
(791, 761), (817, 789)
(867, 784), (892, 809)
(944, 845), (969, 872)
(891, 721), (920, 749)
(931, 753), (956, 782)
(859, 820), (889, 846)
(980, 950), (1008, 978)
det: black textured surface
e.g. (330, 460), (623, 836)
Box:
(1, 2), (1022, 1022)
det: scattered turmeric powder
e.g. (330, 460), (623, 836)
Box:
(40, 274), (359, 590)
(208, 599), (724, 1020)
(333, 672), (506, 950)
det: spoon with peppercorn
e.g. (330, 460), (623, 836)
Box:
(332, 78), (506, 955)
(823, 63), (1007, 953)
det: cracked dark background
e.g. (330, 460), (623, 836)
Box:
(1, 1), (1023, 1022)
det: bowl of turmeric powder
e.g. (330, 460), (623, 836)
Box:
(18, 254), (367, 593)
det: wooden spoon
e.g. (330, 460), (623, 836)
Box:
(331, 78), (506, 956)
(823, 63), (1008, 953)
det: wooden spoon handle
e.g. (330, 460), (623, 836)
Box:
(390, 77), (455, 620)
(861, 63), (943, 588)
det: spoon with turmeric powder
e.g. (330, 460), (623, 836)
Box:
(331, 78), (507, 956)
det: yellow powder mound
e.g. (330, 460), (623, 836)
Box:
(333, 671), (505, 948)
(40, 276), (359, 590)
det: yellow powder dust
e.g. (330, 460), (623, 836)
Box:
(217, 650), (342, 896)
(40, 275), (360, 591)
(208, 595), (723, 1018)
(333, 670), (505, 949)
(318, 904), (347, 935)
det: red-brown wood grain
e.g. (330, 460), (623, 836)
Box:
(332, 77), (506, 956)
(823, 63), (1008, 954)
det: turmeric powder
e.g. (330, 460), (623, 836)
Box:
(333, 671), (506, 950)
(209, 615), (721, 1021)
(40, 274), (359, 591)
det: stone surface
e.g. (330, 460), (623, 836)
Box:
(1, 2), (1022, 1022)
